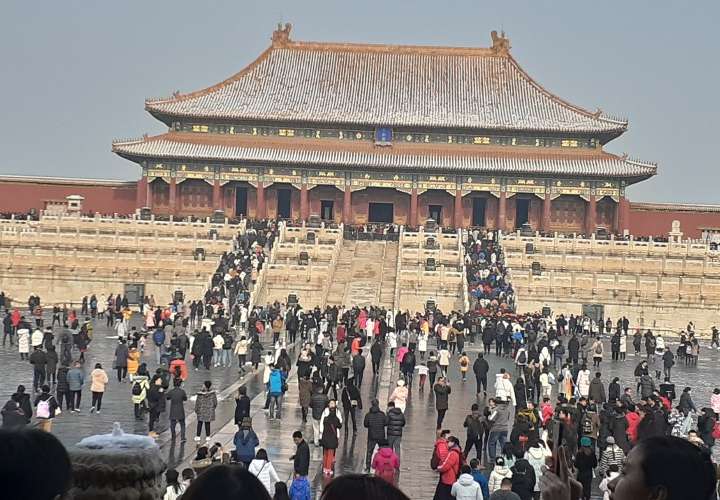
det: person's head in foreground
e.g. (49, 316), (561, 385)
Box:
(0, 428), (72, 500)
(606, 436), (715, 500)
(320, 474), (410, 500)
(182, 465), (271, 500)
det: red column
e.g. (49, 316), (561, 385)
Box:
(498, 191), (507, 232)
(617, 196), (630, 235)
(169, 178), (177, 214)
(256, 182), (266, 219)
(136, 176), (148, 209)
(145, 178), (153, 210)
(410, 188), (418, 227)
(212, 180), (221, 210)
(454, 189), (464, 228)
(586, 194), (597, 235)
(300, 183), (309, 220)
(343, 186), (352, 224)
(542, 194), (552, 232)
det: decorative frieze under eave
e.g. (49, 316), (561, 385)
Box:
(141, 163), (624, 199)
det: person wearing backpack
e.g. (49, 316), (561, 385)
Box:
(509, 448), (536, 500)
(514, 346), (528, 374)
(153, 327), (166, 365)
(131, 364), (150, 420)
(371, 439), (400, 486)
(34, 384), (58, 432)
(458, 352), (470, 382)
(591, 337), (604, 368)
(435, 436), (463, 500)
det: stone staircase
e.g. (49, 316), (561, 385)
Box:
(379, 243), (398, 307)
(325, 241), (398, 309)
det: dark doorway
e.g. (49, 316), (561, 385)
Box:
(235, 187), (248, 216)
(320, 200), (334, 221)
(368, 202), (393, 223)
(277, 189), (291, 219)
(472, 198), (486, 226)
(429, 205), (442, 225)
(515, 198), (530, 228)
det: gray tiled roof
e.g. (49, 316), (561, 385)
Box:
(112, 137), (656, 180)
(145, 41), (627, 135)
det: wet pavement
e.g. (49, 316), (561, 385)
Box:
(4, 314), (720, 499)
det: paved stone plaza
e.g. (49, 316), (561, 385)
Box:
(2, 311), (720, 498)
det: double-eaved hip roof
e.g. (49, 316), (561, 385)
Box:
(145, 33), (627, 136)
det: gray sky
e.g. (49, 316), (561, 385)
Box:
(1, 0), (717, 203)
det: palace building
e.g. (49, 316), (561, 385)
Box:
(111, 25), (658, 233)
(111, 26), (655, 232)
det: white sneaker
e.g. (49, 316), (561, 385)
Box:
(194, 436), (201, 442)
(205, 437), (211, 442)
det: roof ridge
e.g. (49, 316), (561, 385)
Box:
(145, 46), (275, 106)
(506, 54), (628, 129)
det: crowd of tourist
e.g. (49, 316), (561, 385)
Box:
(2, 218), (720, 500)
(465, 229), (515, 313)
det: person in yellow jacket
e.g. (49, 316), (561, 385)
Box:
(127, 347), (141, 378)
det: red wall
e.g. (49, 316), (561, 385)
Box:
(629, 204), (720, 239)
(0, 178), (138, 215)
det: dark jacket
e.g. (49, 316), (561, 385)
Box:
(292, 439), (310, 476)
(56, 367), (70, 393)
(473, 357), (489, 377)
(195, 390), (217, 422)
(386, 407), (406, 437)
(608, 381), (621, 402)
(29, 350), (47, 368)
(166, 387), (187, 420)
(234, 395), (251, 424)
(511, 458), (537, 500)
(341, 383), (362, 411)
(434, 384), (451, 410)
(114, 343), (129, 368)
(320, 410), (342, 449)
(45, 349), (58, 373)
(363, 404), (388, 441)
(370, 342), (383, 363)
(310, 389), (329, 420)
(464, 413), (483, 439)
(589, 378), (606, 403)
(233, 429), (259, 463)
(147, 385), (165, 413)
(1, 400), (26, 429)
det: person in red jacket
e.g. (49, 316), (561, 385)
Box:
(371, 439), (400, 486)
(434, 436), (463, 500)
(336, 323), (347, 345)
(540, 398), (554, 427)
(625, 405), (641, 444)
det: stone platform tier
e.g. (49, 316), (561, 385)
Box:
(504, 233), (720, 334)
(253, 224), (344, 308)
(0, 214), (244, 306)
(396, 228), (466, 314)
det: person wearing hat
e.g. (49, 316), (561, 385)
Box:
(598, 435), (625, 478)
(575, 437), (597, 500)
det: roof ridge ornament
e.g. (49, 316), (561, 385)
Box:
(490, 30), (511, 56)
(272, 22), (293, 48)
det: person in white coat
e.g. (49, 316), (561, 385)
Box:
(488, 456), (513, 493)
(17, 327), (30, 360)
(451, 467), (484, 500)
(576, 365), (591, 398)
(248, 448), (280, 495)
(494, 370), (516, 407)
(388, 380), (408, 413)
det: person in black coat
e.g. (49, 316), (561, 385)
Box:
(166, 378), (187, 441)
(473, 353), (489, 395)
(370, 341), (383, 375)
(341, 379), (362, 434)
(568, 335), (580, 364)
(511, 449), (537, 500)
(363, 399), (387, 471)
(514, 378), (528, 410)
(12, 386), (32, 424)
(234, 386), (251, 426)
(351, 352), (366, 388)
(291, 431), (311, 477)
(697, 407), (716, 447)
(608, 377), (621, 403)
(386, 401), (405, 455)
(1, 398), (27, 429)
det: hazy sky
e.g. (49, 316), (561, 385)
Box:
(1, 1), (717, 203)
